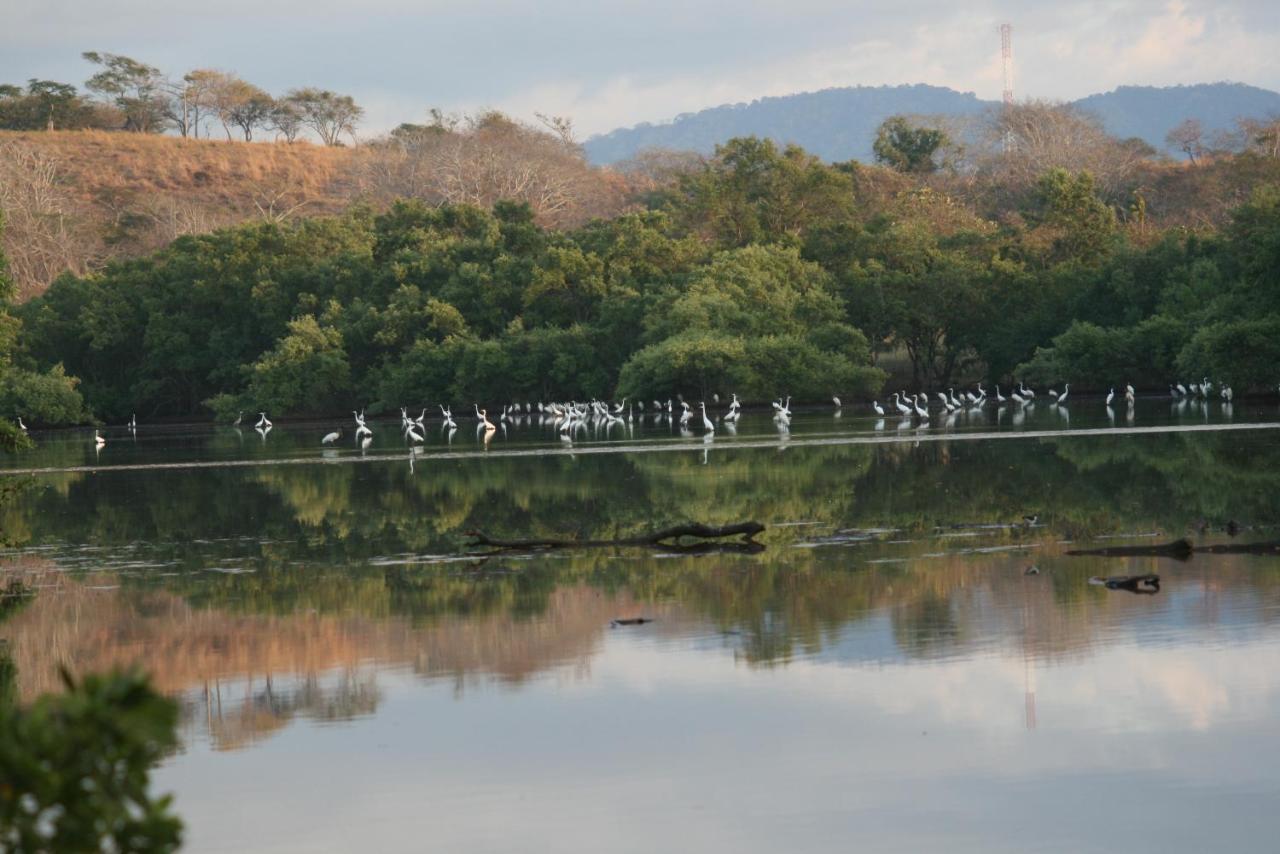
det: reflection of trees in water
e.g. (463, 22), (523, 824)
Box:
(179, 670), (380, 752)
(6, 429), (1280, 692)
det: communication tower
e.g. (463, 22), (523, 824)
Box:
(1000, 23), (1014, 105)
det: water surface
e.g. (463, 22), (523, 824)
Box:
(4, 400), (1280, 853)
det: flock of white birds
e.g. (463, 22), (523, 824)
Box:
(10, 376), (1265, 450)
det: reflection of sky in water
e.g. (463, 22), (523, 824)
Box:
(7, 410), (1280, 852)
(156, 629), (1280, 854)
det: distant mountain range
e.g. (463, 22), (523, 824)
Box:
(584, 82), (1280, 165)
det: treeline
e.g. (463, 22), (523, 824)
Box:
(3, 132), (1280, 425)
(1, 51), (362, 144)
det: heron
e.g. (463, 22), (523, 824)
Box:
(255, 412), (272, 429)
(322, 429), (341, 444)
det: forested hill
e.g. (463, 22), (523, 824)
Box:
(585, 82), (1280, 164)
(585, 85), (993, 164)
(1074, 83), (1280, 151)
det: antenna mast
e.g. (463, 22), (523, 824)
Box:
(1000, 23), (1014, 105)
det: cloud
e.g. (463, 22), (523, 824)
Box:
(2, 0), (1278, 137)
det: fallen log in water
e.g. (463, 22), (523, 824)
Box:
(1066, 538), (1280, 560)
(465, 521), (766, 554)
(1089, 574), (1161, 594)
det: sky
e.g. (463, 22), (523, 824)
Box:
(3, 0), (1278, 139)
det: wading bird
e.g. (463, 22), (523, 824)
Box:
(872, 400), (885, 416)
(94, 430), (106, 447)
(255, 412), (272, 429)
(322, 429), (341, 444)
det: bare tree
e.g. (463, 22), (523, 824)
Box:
(976, 100), (1153, 197)
(1237, 115), (1280, 158)
(0, 142), (100, 299)
(1166, 118), (1206, 164)
(354, 110), (627, 227)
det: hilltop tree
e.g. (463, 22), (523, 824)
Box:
(268, 99), (304, 142)
(82, 51), (167, 132)
(224, 83), (275, 141)
(872, 116), (951, 173)
(0, 80), (109, 131)
(284, 88), (362, 145)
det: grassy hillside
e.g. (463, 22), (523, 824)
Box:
(0, 123), (627, 300)
(0, 132), (356, 301)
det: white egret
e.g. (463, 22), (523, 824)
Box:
(94, 430), (106, 447)
(129, 414), (137, 429)
(913, 394), (929, 420)
(1056, 384), (1070, 405)
(700, 402), (714, 434)
(479, 408), (496, 433)
(322, 429), (341, 444)
(872, 400), (885, 416)
(255, 412), (272, 428)
(894, 393), (911, 416)
(361, 434), (372, 450)
(994, 385), (1006, 404)
(832, 395), (841, 408)
(1106, 388), (1114, 406)
(405, 424), (424, 444)
(232, 411), (243, 427)
(16, 417), (26, 433)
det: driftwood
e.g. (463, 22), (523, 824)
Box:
(1067, 538), (1280, 560)
(1089, 574), (1161, 594)
(465, 521), (765, 554)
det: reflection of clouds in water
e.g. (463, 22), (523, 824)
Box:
(592, 634), (1279, 736)
(156, 630), (1280, 854)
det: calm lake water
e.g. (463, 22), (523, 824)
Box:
(5, 399), (1280, 853)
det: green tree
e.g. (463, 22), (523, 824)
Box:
(247, 314), (352, 412)
(872, 115), (951, 174)
(670, 137), (856, 246)
(1031, 168), (1118, 265)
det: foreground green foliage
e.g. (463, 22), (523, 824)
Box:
(0, 668), (182, 853)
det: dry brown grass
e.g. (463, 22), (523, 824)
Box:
(1, 130), (354, 209)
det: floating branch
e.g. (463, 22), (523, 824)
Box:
(465, 521), (765, 554)
(1066, 538), (1280, 560)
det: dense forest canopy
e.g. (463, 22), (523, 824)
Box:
(0, 95), (1274, 425)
